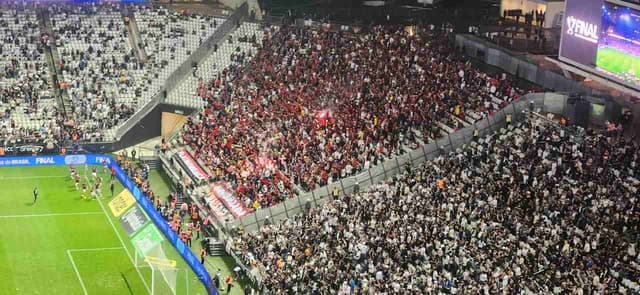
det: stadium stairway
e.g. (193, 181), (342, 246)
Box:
(140, 156), (161, 170)
(206, 238), (225, 256)
(37, 7), (72, 118)
(122, 5), (147, 63)
(164, 21), (263, 108)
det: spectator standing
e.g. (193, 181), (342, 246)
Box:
(224, 275), (233, 293)
(180, 202), (188, 218)
(200, 248), (206, 264)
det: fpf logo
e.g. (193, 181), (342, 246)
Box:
(566, 16), (599, 44)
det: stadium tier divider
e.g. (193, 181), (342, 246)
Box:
(152, 92), (569, 292)
(111, 3), (249, 142)
(0, 154), (219, 295)
(161, 3), (249, 99)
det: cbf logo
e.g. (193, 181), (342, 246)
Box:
(566, 16), (599, 43)
(64, 155), (87, 165)
(35, 157), (55, 164)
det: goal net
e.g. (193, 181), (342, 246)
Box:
(134, 242), (179, 295)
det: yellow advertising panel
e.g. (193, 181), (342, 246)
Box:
(108, 190), (136, 217)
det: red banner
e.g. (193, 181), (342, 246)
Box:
(174, 150), (209, 182)
(203, 194), (228, 222)
(210, 183), (251, 219)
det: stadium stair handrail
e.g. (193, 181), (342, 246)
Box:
(111, 3), (250, 142)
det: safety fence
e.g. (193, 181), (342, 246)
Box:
(225, 92), (568, 234)
(113, 3), (249, 141)
(214, 92), (569, 291)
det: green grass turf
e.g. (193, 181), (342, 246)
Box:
(147, 169), (252, 295)
(596, 46), (640, 79)
(0, 166), (207, 295)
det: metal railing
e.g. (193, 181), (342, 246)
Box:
(111, 3), (249, 141)
(162, 3), (249, 97)
(226, 92), (569, 234)
(219, 92), (570, 292)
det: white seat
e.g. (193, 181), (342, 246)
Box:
(165, 22), (262, 108)
(0, 9), (58, 139)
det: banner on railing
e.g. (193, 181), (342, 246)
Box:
(211, 183), (251, 219)
(204, 193), (230, 222)
(0, 154), (217, 295)
(174, 149), (210, 182)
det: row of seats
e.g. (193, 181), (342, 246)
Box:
(44, 4), (229, 141)
(2, 4), (237, 143)
(0, 8), (60, 144)
(165, 22), (263, 108)
(234, 122), (640, 293)
(50, 3), (139, 142)
(134, 5), (226, 107)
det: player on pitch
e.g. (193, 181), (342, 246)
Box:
(69, 164), (76, 180)
(81, 182), (87, 200)
(33, 186), (38, 204)
(110, 180), (115, 197)
(74, 173), (80, 191)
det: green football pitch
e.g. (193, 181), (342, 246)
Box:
(596, 46), (640, 80)
(0, 165), (208, 295)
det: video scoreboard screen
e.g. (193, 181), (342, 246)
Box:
(560, 0), (640, 90)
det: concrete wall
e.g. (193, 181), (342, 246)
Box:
(546, 1), (564, 28)
(83, 103), (196, 153)
(219, 0), (262, 20)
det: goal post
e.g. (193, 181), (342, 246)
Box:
(131, 225), (186, 295)
(134, 245), (184, 295)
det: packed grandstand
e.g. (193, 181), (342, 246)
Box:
(0, 1), (638, 294)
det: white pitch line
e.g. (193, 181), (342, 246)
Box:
(95, 193), (152, 295)
(0, 212), (103, 218)
(68, 247), (124, 252)
(67, 250), (89, 295)
(80, 171), (150, 294)
(0, 175), (67, 180)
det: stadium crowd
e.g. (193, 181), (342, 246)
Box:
(181, 24), (529, 210)
(235, 122), (640, 294)
(50, 2), (140, 141)
(0, 6), (76, 147)
(43, 3), (227, 142)
(0, 3), (638, 295)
